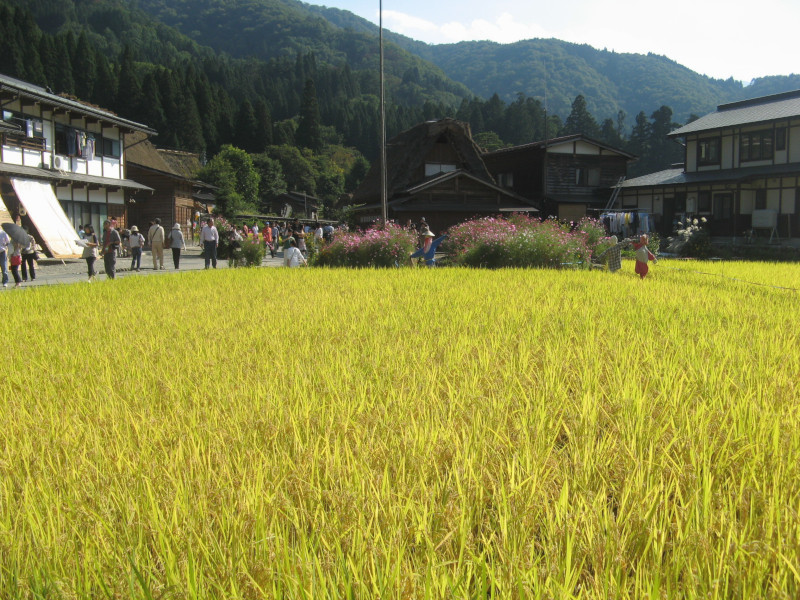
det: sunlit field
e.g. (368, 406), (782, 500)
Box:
(1, 261), (798, 599)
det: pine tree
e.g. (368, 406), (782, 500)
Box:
(73, 32), (96, 100)
(234, 99), (258, 153)
(253, 99), (273, 150)
(296, 78), (322, 152)
(116, 46), (142, 121)
(563, 95), (601, 138)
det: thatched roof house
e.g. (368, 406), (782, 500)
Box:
(351, 119), (537, 232)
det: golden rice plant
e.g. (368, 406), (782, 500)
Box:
(0, 260), (798, 599)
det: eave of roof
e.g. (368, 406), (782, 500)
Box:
(402, 169), (536, 206)
(0, 163), (153, 191)
(0, 73), (157, 135)
(621, 163), (800, 188)
(669, 89), (800, 137)
(483, 133), (637, 160)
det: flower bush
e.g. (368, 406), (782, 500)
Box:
(446, 214), (608, 268)
(313, 223), (417, 268)
(667, 217), (711, 258)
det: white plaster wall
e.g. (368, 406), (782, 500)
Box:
(89, 189), (106, 204)
(2, 146), (23, 165)
(789, 126), (800, 163)
(767, 189), (781, 212)
(107, 190), (124, 205)
(781, 189), (795, 214)
(685, 141), (697, 172)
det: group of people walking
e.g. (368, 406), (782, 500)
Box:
(78, 217), (187, 281)
(0, 227), (37, 288)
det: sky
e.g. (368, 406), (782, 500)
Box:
(308, 0), (798, 83)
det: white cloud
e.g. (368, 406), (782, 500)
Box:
(382, 10), (549, 44)
(381, 10), (439, 35)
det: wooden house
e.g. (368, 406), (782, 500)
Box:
(619, 90), (800, 238)
(125, 133), (215, 240)
(482, 134), (635, 222)
(350, 119), (537, 233)
(270, 191), (322, 220)
(0, 73), (154, 257)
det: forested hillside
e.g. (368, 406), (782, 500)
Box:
(3, 0), (799, 211)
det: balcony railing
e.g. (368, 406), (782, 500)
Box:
(1, 132), (47, 152)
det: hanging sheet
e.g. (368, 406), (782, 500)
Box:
(11, 178), (81, 258)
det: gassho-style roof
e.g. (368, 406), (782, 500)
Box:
(669, 89), (800, 137)
(0, 73), (156, 135)
(352, 118), (493, 204)
(483, 133), (636, 159)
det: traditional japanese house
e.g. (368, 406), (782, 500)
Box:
(350, 119), (537, 233)
(619, 90), (800, 239)
(482, 134), (635, 223)
(125, 133), (215, 240)
(0, 73), (154, 257)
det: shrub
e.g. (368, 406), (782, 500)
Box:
(313, 223), (417, 268)
(667, 218), (711, 258)
(228, 239), (266, 267)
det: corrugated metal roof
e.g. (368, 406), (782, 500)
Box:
(669, 90), (800, 137)
(0, 73), (157, 135)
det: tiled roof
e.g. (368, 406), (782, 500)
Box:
(0, 73), (156, 135)
(621, 163), (800, 188)
(0, 162), (153, 191)
(483, 133), (636, 160)
(670, 90), (800, 137)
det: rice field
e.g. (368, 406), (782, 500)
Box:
(0, 260), (798, 599)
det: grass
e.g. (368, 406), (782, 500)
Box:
(0, 260), (798, 598)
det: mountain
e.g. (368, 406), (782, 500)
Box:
(302, 2), (800, 124)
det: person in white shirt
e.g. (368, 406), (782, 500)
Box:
(201, 218), (219, 269)
(283, 238), (307, 268)
(129, 225), (145, 271)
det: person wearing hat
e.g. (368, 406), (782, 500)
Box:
(169, 223), (186, 269)
(147, 218), (166, 270)
(129, 225), (145, 272)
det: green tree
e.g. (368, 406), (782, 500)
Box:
(251, 153), (287, 212)
(296, 78), (322, 152)
(197, 145), (260, 217)
(563, 94), (601, 138)
(264, 144), (317, 195)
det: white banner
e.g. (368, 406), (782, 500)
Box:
(11, 178), (81, 258)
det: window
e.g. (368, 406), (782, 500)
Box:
(697, 191), (711, 213)
(100, 137), (121, 158)
(497, 172), (514, 188)
(424, 163), (457, 177)
(755, 189), (767, 210)
(713, 193), (733, 220)
(2, 110), (43, 138)
(776, 127), (786, 151)
(697, 137), (721, 166)
(740, 130), (774, 162)
(575, 167), (601, 187)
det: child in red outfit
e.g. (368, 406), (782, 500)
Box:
(633, 234), (656, 279)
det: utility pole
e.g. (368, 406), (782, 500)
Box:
(379, 0), (388, 227)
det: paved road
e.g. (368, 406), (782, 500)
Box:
(1, 245), (286, 291)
